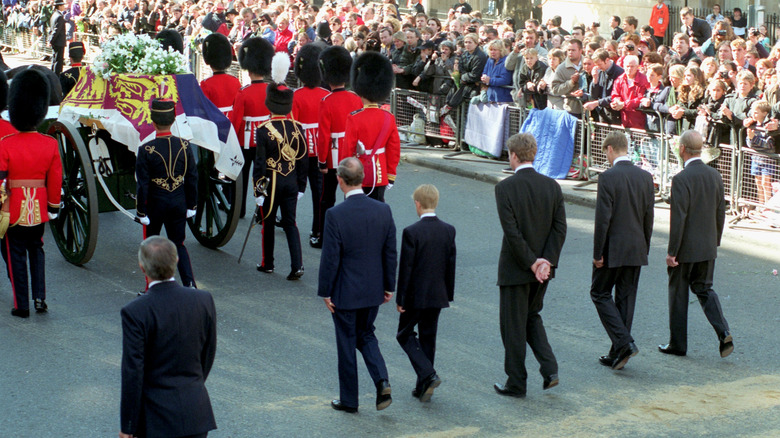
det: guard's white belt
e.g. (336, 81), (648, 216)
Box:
(244, 115), (270, 122)
(331, 132), (345, 139)
(301, 123), (318, 130)
(219, 105), (233, 112)
(365, 147), (385, 155)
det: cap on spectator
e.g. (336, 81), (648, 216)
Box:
(150, 98), (176, 126)
(156, 29), (184, 54)
(53, 0), (65, 6)
(319, 45), (352, 86)
(294, 44), (323, 87)
(202, 33), (233, 71)
(239, 37), (275, 76)
(316, 20), (332, 40)
(351, 51), (393, 103)
(9, 68), (50, 132)
(226, 8), (239, 16)
(216, 3), (225, 11)
(392, 31), (406, 43)
(265, 83), (293, 115)
(69, 41), (85, 60)
(420, 41), (435, 51)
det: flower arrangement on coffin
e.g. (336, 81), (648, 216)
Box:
(91, 33), (190, 78)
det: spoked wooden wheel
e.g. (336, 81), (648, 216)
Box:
(188, 147), (243, 248)
(47, 121), (99, 265)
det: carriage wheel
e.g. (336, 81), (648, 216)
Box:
(47, 121), (99, 265)
(188, 147), (243, 248)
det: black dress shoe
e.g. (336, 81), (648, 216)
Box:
(658, 344), (686, 356)
(611, 342), (639, 370)
(719, 332), (734, 358)
(309, 234), (322, 248)
(418, 373), (441, 402)
(543, 374), (559, 390)
(598, 355), (614, 367)
(376, 379), (392, 410)
(493, 383), (525, 398)
(286, 267), (304, 281)
(34, 299), (48, 313)
(11, 308), (30, 318)
(330, 399), (357, 413)
(256, 264), (274, 273)
(411, 388), (421, 398)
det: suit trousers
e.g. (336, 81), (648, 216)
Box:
(259, 174), (302, 272)
(590, 265), (640, 353)
(1, 224), (46, 311)
(667, 260), (729, 352)
(51, 45), (65, 75)
(363, 185), (386, 203)
(396, 308), (441, 387)
(146, 212), (196, 288)
(332, 306), (389, 408)
(499, 283), (557, 393)
(318, 169), (337, 237)
(307, 156), (322, 236)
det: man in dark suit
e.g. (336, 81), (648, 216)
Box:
(48, 0), (67, 75)
(318, 157), (397, 413)
(660, 130), (733, 358)
(493, 133), (567, 398)
(680, 7), (711, 47)
(591, 132), (654, 371)
(396, 184), (456, 403)
(120, 236), (217, 438)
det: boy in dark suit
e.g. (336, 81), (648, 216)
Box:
(396, 184), (456, 402)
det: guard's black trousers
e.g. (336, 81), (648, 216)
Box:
(1, 224), (46, 311)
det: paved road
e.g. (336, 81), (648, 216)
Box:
(1, 161), (780, 438)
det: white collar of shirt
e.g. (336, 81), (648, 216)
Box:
(514, 163), (534, 173)
(613, 155), (631, 164)
(345, 188), (364, 198)
(420, 212), (437, 219)
(684, 156), (702, 167)
(148, 278), (175, 288)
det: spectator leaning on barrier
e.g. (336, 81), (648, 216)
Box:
(540, 48), (565, 111)
(551, 38), (584, 117)
(746, 100), (776, 206)
(641, 63), (671, 132)
(515, 48), (548, 109)
(610, 55), (649, 130)
(716, 70), (759, 130)
(670, 66), (706, 132)
(479, 39), (512, 103)
(583, 48), (623, 125)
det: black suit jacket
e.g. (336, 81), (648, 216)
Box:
(49, 10), (66, 47)
(668, 159), (726, 263)
(495, 167), (567, 286)
(318, 193), (398, 310)
(120, 281), (217, 437)
(396, 216), (456, 309)
(686, 18), (711, 46)
(593, 160), (655, 268)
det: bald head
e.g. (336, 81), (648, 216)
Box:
(337, 157), (364, 188)
(679, 130), (703, 156)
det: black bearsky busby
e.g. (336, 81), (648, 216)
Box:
(239, 37), (275, 77)
(156, 29), (184, 54)
(9, 68), (50, 131)
(294, 44), (323, 88)
(351, 51), (394, 103)
(202, 33), (233, 72)
(150, 98), (176, 126)
(319, 45), (352, 86)
(0, 70), (9, 112)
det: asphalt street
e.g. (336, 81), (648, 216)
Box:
(1, 160), (780, 438)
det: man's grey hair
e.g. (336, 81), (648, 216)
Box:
(337, 157), (364, 187)
(679, 130), (703, 155)
(138, 236), (178, 281)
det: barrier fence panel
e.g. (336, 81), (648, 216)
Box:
(393, 88), (458, 144)
(735, 146), (780, 217)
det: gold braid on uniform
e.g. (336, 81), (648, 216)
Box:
(262, 121), (305, 172)
(145, 138), (189, 192)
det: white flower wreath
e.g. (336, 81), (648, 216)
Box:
(92, 33), (190, 78)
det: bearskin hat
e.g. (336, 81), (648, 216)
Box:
(319, 46), (352, 86)
(351, 51), (393, 103)
(265, 83), (293, 116)
(150, 98), (176, 126)
(156, 29), (184, 54)
(0, 70), (8, 112)
(239, 37), (275, 77)
(294, 44), (323, 88)
(9, 68), (50, 131)
(7, 65), (63, 106)
(202, 33), (233, 71)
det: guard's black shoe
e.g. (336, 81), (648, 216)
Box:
(493, 383), (525, 398)
(658, 344), (686, 356)
(34, 299), (47, 313)
(11, 308), (30, 318)
(418, 373), (441, 402)
(599, 355), (614, 367)
(287, 267), (304, 281)
(330, 399), (357, 413)
(543, 374), (559, 390)
(256, 264), (274, 273)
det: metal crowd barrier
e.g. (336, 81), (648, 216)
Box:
(392, 88), (458, 145)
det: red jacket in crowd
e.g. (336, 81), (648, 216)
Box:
(611, 72), (650, 129)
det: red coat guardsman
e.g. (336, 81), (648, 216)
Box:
(0, 68), (62, 318)
(315, 46), (361, 246)
(341, 51), (400, 203)
(231, 37), (276, 217)
(200, 33), (241, 118)
(292, 44), (329, 247)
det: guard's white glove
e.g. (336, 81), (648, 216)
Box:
(47, 212), (58, 221)
(297, 192), (304, 200)
(387, 183), (394, 191)
(138, 216), (151, 226)
(255, 196), (265, 206)
(186, 209), (196, 218)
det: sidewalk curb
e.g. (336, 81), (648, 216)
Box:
(401, 151), (598, 208)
